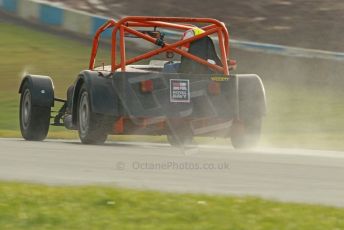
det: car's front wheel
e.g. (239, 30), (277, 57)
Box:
(19, 81), (51, 141)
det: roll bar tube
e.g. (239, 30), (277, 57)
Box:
(89, 16), (230, 75)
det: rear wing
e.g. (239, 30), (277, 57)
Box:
(89, 16), (231, 75)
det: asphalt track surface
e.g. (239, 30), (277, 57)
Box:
(1, 138), (344, 207)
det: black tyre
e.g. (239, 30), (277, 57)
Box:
(166, 120), (193, 147)
(19, 82), (50, 141)
(230, 118), (261, 149)
(77, 84), (109, 144)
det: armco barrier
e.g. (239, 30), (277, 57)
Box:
(1, 0), (344, 62)
(2, 0), (17, 13)
(91, 16), (112, 38)
(231, 39), (344, 62)
(39, 3), (63, 26)
(18, 0), (38, 20)
(63, 8), (91, 35)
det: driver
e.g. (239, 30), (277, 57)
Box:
(180, 27), (205, 52)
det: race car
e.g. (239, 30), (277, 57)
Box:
(18, 16), (266, 148)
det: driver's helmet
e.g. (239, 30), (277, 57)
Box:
(181, 27), (205, 52)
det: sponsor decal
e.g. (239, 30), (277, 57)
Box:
(211, 75), (230, 82)
(170, 79), (190, 103)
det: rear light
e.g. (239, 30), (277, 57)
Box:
(208, 82), (221, 96)
(140, 80), (154, 93)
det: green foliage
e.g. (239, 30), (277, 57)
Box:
(0, 182), (343, 230)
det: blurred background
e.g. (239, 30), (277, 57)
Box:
(48, 0), (344, 50)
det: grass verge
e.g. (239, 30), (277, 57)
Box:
(0, 181), (343, 230)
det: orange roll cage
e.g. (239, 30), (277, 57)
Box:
(89, 16), (230, 75)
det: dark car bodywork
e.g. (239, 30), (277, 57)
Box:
(19, 16), (266, 147)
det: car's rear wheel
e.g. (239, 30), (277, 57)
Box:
(167, 134), (193, 147)
(19, 82), (50, 141)
(230, 117), (261, 149)
(77, 85), (108, 144)
(166, 120), (194, 147)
